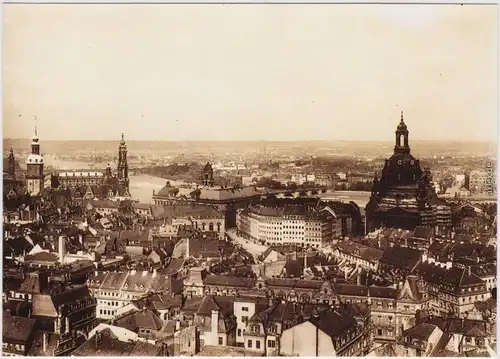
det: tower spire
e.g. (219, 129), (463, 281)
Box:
(400, 110), (404, 122)
(33, 116), (39, 140)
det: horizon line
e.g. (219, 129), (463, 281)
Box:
(3, 137), (498, 144)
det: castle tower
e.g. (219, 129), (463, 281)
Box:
(26, 124), (44, 195)
(117, 133), (129, 188)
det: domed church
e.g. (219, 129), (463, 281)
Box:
(365, 112), (451, 233)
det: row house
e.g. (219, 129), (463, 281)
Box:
(333, 240), (384, 271)
(415, 262), (490, 318)
(279, 307), (368, 356)
(397, 314), (496, 357)
(87, 270), (177, 319)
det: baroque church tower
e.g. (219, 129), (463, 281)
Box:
(117, 133), (129, 190)
(26, 125), (44, 195)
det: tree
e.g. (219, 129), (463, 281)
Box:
(118, 200), (134, 216)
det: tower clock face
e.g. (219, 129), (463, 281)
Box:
(27, 165), (42, 177)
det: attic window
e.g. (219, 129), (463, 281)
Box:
(124, 284), (129, 288)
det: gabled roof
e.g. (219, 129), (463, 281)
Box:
(204, 275), (256, 288)
(71, 328), (161, 356)
(403, 323), (438, 341)
(115, 309), (163, 332)
(307, 309), (358, 347)
(379, 246), (421, 272)
(2, 315), (37, 344)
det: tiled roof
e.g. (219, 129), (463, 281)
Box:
(265, 278), (324, 290)
(308, 309), (358, 345)
(369, 286), (398, 299)
(2, 315), (37, 343)
(379, 246), (421, 272)
(403, 323), (437, 341)
(334, 283), (369, 297)
(24, 251), (59, 262)
(150, 204), (224, 219)
(204, 275), (256, 288)
(100, 272), (129, 290)
(115, 309), (163, 332)
(413, 226), (434, 239)
(72, 328), (161, 356)
(337, 241), (384, 263)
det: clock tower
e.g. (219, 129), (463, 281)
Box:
(26, 126), (44, 195)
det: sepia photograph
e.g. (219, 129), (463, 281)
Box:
(2, 3), (498, 357)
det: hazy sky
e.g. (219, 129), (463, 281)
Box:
(3, 4), (498, 142)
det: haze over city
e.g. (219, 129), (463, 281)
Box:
(3, 4), (498, 142)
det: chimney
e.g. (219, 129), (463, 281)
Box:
(211, 310), (219, 343)
(95, 331), (102, 346)
(446, 261), (452, 270)
(269, 296), (273, 307)
(153, 268), (157, 277)
(467, 266), (471, 276)
(175, 320), (181, 331)
(58, 236), (66, 264)
(186, 237), (190, 259)
(42, 332), (48, 352)
(78, 234), (83, 245)
(422, 252), (428, 263)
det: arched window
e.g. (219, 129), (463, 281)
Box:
(217, 223), (221, 232)
(209, 223), (214, 231)
(400, 134), (405, 146)
(201, 223), (206, 231)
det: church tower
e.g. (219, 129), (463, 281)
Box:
(117, 133), (129, 189)
(26, 125), (44, 195)
(394, 111), (410, 154)
(7, 148), (16, 178)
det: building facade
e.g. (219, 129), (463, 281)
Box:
(50, 134), (131, 200)
(236, 204), (333, 248)
(153, 163), (262, 228)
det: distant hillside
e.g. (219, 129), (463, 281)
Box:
(3, 138), (497, 159)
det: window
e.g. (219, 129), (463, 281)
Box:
(218, 337), (223, 345)
(248, 340), (253, 348)
(256, 341), (261, 349)
(268, 340), (276, 348)
(238, 329), (242, 336)
(242, 316), (248, 323)
(377, 329), (382, 336)
(242, 306), (249, 312)
(251, 325), (259, 333)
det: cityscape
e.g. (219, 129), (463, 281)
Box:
(2, 3), (498, 358)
